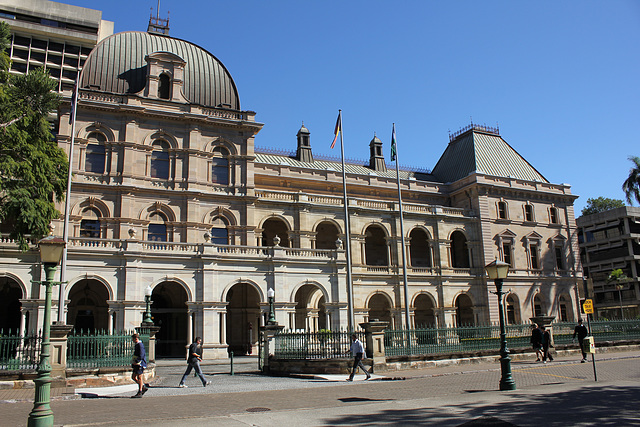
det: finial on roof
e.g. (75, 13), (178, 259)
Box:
(148, 2), (170, 35)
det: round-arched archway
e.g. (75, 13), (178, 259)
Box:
(67, 279), (110, 332)
(151, 281), (188, 357)
(455, 294), (474, 326)
(226, 283), (261, 355)
(368, 293), (392, 324)
(0, 277), (23, 333)
(293, 284), (327, 331)
(413, 294), (436, 328)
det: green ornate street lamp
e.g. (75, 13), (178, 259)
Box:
(485, 259), (516, 391)
(28, 235), (66, 427)
(143, 285), (153, 325)
(267, 288), (276, 325)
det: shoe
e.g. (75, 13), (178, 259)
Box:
(346, 378), (353, 382)
(178, 384), (188, 388)
(131, 392), (142, 398)
(543, 361), (547, 364)
(365, 375), (371, 380)
(535, 358), (540, 362)
(581, 359), (587, 363)
(141, 385), (149, 395)
(204, 381), (211, 387)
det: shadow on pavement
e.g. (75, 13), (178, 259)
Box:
(338, 397), (395, 403)
(323, 385), (640, 426)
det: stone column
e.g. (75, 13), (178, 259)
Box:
(359, 320), (388, 372)
(49, 323), (73, 379)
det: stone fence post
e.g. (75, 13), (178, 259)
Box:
(359, 320), (389, 372)
(49, 323), (73, 379)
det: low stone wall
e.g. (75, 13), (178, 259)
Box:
(269, 342), (640, 375)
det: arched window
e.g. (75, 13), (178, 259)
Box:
(210, 216), (228, 245)
(148, 212), (167, 242)
(262, 218), (290, 247)
(85, 132), (106, 173)
(559, 295), (569, 322)
(455, 294), (474, 326)
(80, 208), (101, 238)
(409, 228), (431, 267)
(365, 225), (388, 266)
(211, 146), (229, 185)
(549, 207), (559, 224)
(151, 140), (170, 179)
(506, 295), (518, 324)
(524, 204), (535, 222)
(450, 231), (470, 268)
(315, 221), (339, 249)
(497, 201), (508, 219)
(158, 73), (171, 99)
(533, 294), (543, 317)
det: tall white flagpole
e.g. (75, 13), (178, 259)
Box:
(392, 123), (411, 329)
(337, 110), (355, 331)
(57, 82), (79, 323)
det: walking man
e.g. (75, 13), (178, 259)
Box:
(131, 333), (148, 398)
(179, 337), (211, 387)
(541, 326), (554, 363)
(347, 334), (371, 381)
(573, 318), (589, 362)
(530, 323), (543, 362)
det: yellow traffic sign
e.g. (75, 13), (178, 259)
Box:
(583, 298), (594, 314)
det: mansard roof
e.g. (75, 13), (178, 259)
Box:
(80, 31), (239, 109)
(431, 125), (548, 184)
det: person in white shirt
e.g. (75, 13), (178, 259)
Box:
(348, 334), (371, 381)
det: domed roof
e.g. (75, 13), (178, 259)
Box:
(80, 31), (239, 109)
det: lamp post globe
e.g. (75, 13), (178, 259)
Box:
(143, 285), (153, 325)
(28, 235), (65, 427)
(485, 259), (516, 391)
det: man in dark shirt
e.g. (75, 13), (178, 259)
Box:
(131, 333), (147, 398)
(573, 319), (589, 362)
(178, 337), (211, 387)
(530, 324), (543, 362)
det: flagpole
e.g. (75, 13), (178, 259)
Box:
(392, 123), (411, 329)
(57, 82), (79, 323)
(337, 110), (355, 331)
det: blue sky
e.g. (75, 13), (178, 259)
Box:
(66, 0), (640, 214)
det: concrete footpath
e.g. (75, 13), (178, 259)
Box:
(2, 350), (639, 426)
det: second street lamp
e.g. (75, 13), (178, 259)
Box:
(267, 288), (276, 325)
(485, 259), (516, 391)
(28, 235), (66, 427)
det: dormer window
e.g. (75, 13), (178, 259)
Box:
(158, 73), (171, 99)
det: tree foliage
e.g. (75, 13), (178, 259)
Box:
(580, 196), (625, 217)
(622, 156), (640, 205)
(0, 22), (67, 250)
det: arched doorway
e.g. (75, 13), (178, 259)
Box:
(262, 218), (290, 247)
(450, 231), (470, 268)
(455, 294), (474, 326)
(506, 294), (520, 324)
(67, 279), (110, 333)
(413, 294), (436, 328)
(315, 221), (339, 250)
(294, 284), (327, 331)
(151, 282), (188, 357)
(0, 277), (22, 333)
(365, 225), (388, 266)
(409, 228), (431, 267)
(226, 283), (260, 355)
(368, 293), (392, 324)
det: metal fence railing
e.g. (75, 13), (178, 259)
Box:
(67, 330), (149, 369)
(384, 320), (640, 357)
(0, 330), (42, 371)
(274, 329), (365, 360)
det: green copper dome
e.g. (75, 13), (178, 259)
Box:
(80, 31), (239, 109)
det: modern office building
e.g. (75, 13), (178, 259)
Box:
(0, 0), (113, 92)
(577, 207), (640, 319)
(0, 5), (583, 358)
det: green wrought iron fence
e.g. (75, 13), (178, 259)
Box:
(67, 330), (149, 369)
(274, 329), (365, 359)
(385, 320), (640, 357)
(0, 330), (42, 371)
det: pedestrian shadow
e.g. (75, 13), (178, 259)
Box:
(77, 393), (130, 399)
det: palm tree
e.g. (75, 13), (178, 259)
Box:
(622, 156), (640, 205)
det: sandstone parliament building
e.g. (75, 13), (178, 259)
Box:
(0, 10), (582, 358)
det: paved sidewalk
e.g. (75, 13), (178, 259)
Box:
(2, 350), (639, 426)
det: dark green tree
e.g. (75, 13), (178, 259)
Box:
(580, 196), (625, 217)
(0, 22), (67, 250)
(622, 156), (640, 205)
